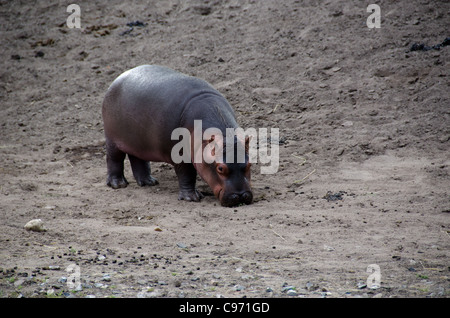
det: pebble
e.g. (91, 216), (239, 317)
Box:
(282, 285), (296, 293)
(305, 282), (319, 291)
(241, 274), (254, 280)
(102, 274), (111, 281)
(176, 243), (188, 249)
(357, 281), (367, 289)
(233, 284), (245, 291)
(58, 277), (67, 283)
(24, 219), (46, 232)
(287, 289), (298, 296)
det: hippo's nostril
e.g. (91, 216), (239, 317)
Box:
(230, 193), (240, 202)
(240, 191), (253, 204)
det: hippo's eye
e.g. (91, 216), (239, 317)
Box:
(216, 164), (227, 174)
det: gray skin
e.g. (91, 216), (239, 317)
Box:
(102, 65), (253, 207)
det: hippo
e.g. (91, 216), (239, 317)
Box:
(102, 65), (253, 207)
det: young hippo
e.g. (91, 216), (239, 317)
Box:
(102, 65), (253, 207)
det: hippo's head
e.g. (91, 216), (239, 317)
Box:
(194, 134), (253, 207)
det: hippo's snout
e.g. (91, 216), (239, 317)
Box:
(221, 190), (253, 207)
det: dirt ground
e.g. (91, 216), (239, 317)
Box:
(1, 0), (448, 298)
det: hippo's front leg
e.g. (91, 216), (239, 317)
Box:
(174, 163), (204, 202)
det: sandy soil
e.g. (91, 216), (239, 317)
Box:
(0, 0), (449, 298)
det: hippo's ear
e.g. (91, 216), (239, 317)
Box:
(203, 135), (223, 164)
(245, 135), (252, 153)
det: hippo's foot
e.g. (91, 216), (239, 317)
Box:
(107, 175), (129, 189)
(128, 155), (159, 187)
(136, 175), (159, 187)
(178, 189), (204, 202)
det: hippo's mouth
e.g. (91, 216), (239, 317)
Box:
(217, 188), (223, 201)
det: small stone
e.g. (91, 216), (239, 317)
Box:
(357, 281), (367, 289)
(342, 120), (353, 127)
(233, 285), (245, 291)
(266, 287), (273, 292)
(282, 285), (296, 293)
(305, 282), (319, 291)
(24, 219), (46, 232)
(154, 226), (162, 232)
(287, 289), (298, 296)
(58, 277), (67, 283)
(241, 274), (254, 280)
(102, 274), (111, 282)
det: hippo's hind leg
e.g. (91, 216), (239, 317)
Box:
(128, 155), (159, 187)
(174, 163), (204, 202)
(105, 139), (129, 189)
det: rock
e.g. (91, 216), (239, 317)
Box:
(233, 285), (245, 291)
(305, 282), (319, 291)
(342, 120), (353, 127)
(35, 51), (44, 58)
(176, 243), (188, 249)
(241, 274), (254, 280)
(24, 219), (46, 232)
(287, 289), (298, 296)
(48, 266), (60, 270)
(357, 281), (367, 289)
(102, 274), (111, 281)
(282, 285), (296, 293)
